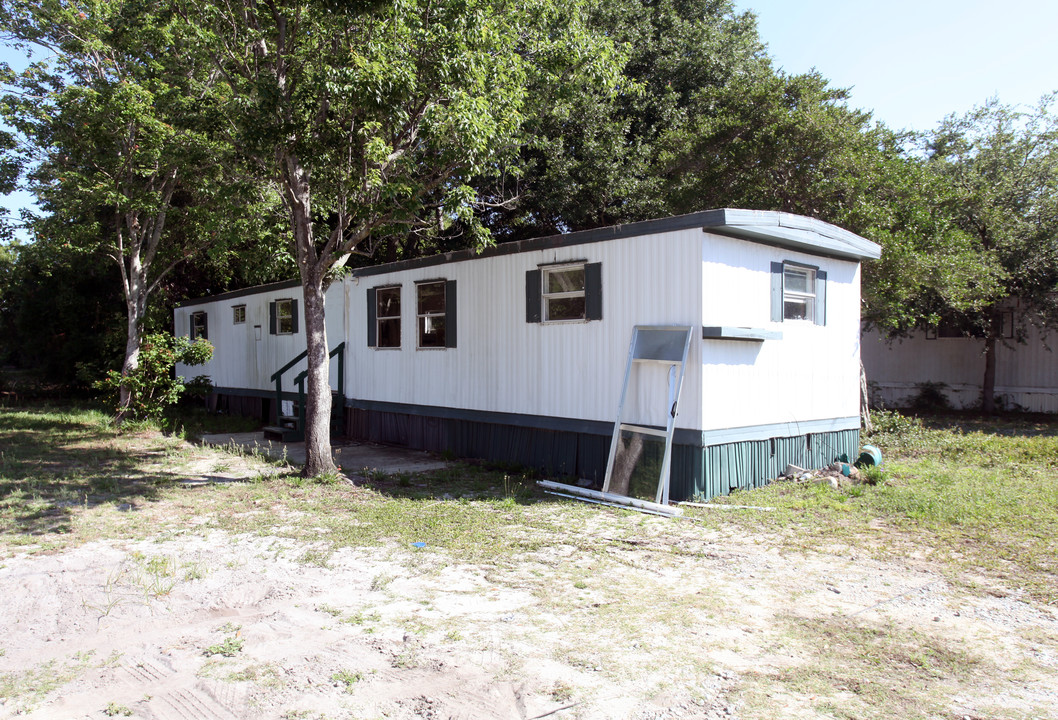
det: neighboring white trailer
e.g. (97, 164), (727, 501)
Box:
(176, 209), (880, 500)
(862, 308), (1058, 413)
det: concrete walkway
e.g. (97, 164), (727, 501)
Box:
(200, 432), (448, 476)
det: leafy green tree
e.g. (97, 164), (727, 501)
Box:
(472, 0), (1007, 393)
(95, 331), (213, 420)
(0, 237), (126, 381)
(477, 0), (770, 239)
(0, 0), (261, 421)
(182, 0), (623, 476)
(923, 95), (1058, 412)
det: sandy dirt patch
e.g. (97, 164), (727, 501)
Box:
(3, 512), (1057, 720)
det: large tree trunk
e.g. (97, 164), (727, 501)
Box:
(116, 252), (148, 425)
(301, 270), (336, 477)
(981, 309), (1003, 414)
(116, 301), (144, 423)
(285, 155), (337, 478)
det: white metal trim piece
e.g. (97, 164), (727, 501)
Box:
(538, 481), (684, 517)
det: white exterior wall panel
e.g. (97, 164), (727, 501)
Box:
(700, 233), (862, 431)
(346, 230), (704, 430)
(175, 283), (345, 393)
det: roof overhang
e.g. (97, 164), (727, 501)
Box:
(699, 209), (882, 261)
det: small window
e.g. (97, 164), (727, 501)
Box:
(771, 261), (825, 325)
(268, 299), (298, 335)
(376, 286), (401, 348)
(543, 264), (586, 321)
(276, 299), (295, 334)
(783, 266), (816, 321)
(526, 263), (602, 323)
(233, 305), (246, 324)
(417, 281), (446, 348)
(191, 311), (208, 340)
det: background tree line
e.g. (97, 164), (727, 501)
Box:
(0, 0), (1055, 459)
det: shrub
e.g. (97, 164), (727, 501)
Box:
(95, 332), (214, 422)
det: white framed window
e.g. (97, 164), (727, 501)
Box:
(232, 305), (246, 324)
(276, 298), (295, 334)
(416, 281), (447, 348)
(376, 286), (401, 348)
(191, 311), (208, 340)
(526, 262), (602, 324)
(783, 265), (816, 321)
(543, 264), (587, 322)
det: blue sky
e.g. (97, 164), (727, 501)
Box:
(4, 2), (1058, 236)
(733, 0), (1058, 132)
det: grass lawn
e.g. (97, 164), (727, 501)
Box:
(1, 402), (1056, 719)
(705, 410), (1058, 605)
(2, 404), (1056, 600)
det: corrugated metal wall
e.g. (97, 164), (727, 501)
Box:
(675, 429), (860, 500)
(346, 405), (858, 501)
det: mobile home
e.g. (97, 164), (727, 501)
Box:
(176, 209), (881, 501)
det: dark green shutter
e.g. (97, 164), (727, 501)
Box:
(814, 270), (827, 326)
(526, 269), (541, 323)
(445, 280), (457, 348)
(770, 262), (784, 322)
(367, 288), (377, 346)
(201, 312), (208, 340)
(269, 301), (277, 335)
(290, 299), (299, 333)
(585, 262), (602, 321)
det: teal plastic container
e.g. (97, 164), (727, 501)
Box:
(856, 445), (883, 468)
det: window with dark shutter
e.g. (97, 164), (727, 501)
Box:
(527, 262), (602, 323)
(374, 286), (401, 348)
(273, 298), (297, 334)
(771, 261), (826, 325)
(416, 281), (446, 348)
(445, 279), (457, 348)
(525, 269), (541, 323)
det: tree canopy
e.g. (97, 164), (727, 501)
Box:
(0, 0), (278, 417)
(1, 0), (1054, 422)
(179, 0), (624, 474)
(920, 95), (1058, 411)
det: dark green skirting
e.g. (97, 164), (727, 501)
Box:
(206, 390), (859, 501)
(345, 404), (859, 502)
(670, 429), (861, 501)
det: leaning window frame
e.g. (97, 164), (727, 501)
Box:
(542, 262), (587, 323)
(782, 263), (817, 322)
(232, 304), (246, 324)
(275, 298), (295, 335)
(415, 280), (447, 349)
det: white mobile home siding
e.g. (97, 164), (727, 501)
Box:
(174, 209), (880, 500)
(175, 282), (346, 394)
(346, 229), (704, 431)
(700, 233), (862, 434)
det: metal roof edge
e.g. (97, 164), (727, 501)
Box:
(703, 209), (882, 260)
(174, 278), (301, 308)
(351, 209), (728, 278)
(175, 209), (880, 305)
